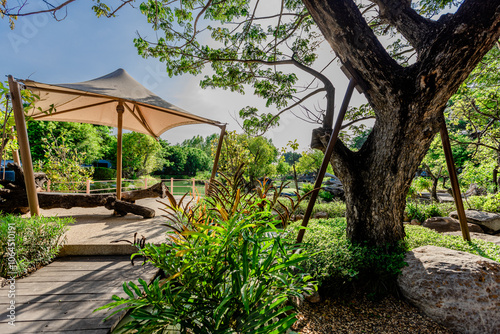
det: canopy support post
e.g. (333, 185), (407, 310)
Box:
(8, 75), (40, 216)
(296, 78), (357, 244)
(116, 101), (124, 200)
(440, 119), (470, 241)
(208, 124), (226, 195)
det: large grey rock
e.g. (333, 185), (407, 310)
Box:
(464, 183), (487, 197)
(398, 246), (500, 334)
(422, 216), (483, 233)
(450, 210), (500, 233)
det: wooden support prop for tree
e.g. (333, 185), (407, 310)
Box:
(296, 77), (357, 244)
(440, 120), (471, 241)
(209, 123), (226, 194)
(8, 75), (40, 216)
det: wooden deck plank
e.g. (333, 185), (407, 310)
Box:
(9, 272), (145, 282)
(1, 318), (115, 332)
(0, 256), (159, 334)
(0, 300), (115, 321)
(0, 293), (119, 304)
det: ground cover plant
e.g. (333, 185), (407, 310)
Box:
(286, 218), (406, 297)
(405, 225), (500, 261)
(465, 193), (500, 213)
(98, 167), (316, 333)
(405, 201), (456, 223)
(0, 215), (73, 278)
(287, 218), (500, 298)
(294, 200), (347, 218)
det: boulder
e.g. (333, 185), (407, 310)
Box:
(313, 211), (328, 219)
(464, 183), (487, 197)
(322, 185), (344, 198)
(422, 217), (483, 233)
(410, 219), (421, 225)
(450, 210), (500, 234)
(397, 246), (500, 334)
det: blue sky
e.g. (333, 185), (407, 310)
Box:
(0, 1), (363, 152)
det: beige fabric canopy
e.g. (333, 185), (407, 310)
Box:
(18, 68), (224, 200)
(21, 68), (222, 137)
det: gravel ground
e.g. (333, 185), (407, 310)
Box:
(292, 294), (453, 334)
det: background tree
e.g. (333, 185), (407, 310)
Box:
(160, 140), (212, 176)
(246, 135), (278, 185)
(0, 81), (37, 164)
(214, 131), (277, 186)
(107, 132), (163, 178)
(281, 139), (300, 189)
(181, 134), (218, 158)
(282, 151), (302, 166)
(419, 130), (471, 201)
(34, 136), (94, 192)
(296, 149), (333, 176)
(447, 45), (500, 191)
(27, 121), (114, 163)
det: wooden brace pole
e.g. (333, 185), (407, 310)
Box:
(440, 120), (471, 241)
(209, 124), (226, 194)
(296, 78), (357, 244)
(8, 75), (40, 216)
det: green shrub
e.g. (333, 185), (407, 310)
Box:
(412, 176), (432, 193)
(318, 189), (334, 202)
(93, 167), (116, 180)
(405, 201), (455, 222)
(466, 193), (500, 213)
(284, 218), (500, 298)
(34, 138), (94, 193)
(286, 218), (406, 297)
(0, 215), (73, 278)
(294, 201), (346, 218)
(98, 165), (316, 333)
(405, 225), (500, 262)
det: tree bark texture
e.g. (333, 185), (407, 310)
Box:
(303, 0), (500, 246)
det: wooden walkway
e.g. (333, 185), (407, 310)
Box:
(0, 256), (159, 333)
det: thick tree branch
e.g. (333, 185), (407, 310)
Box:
(415, 0), (500, 108)
(302, 0), (402, 110)
(373, 0), (439, 53)
(291, 58), (335, 129)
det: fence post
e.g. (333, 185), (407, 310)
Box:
(144, 178), (148, 190)
(47, 179), (51, 192)
(86, 179), (91, 194)
(171, 177), (174, 195)
(192, 178), (195, 195)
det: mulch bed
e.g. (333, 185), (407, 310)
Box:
(292, 293), (453, 333)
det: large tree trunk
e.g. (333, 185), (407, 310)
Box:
(302, 0), (500, 246)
